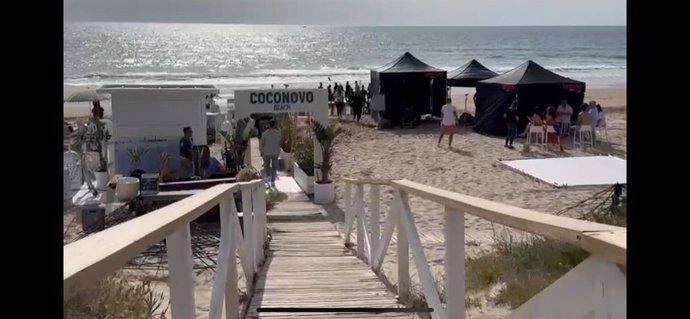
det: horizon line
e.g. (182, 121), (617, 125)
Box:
(64, 20), (626, 27)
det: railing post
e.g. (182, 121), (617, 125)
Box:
(370, 185), (380, 257)
(396, 192), (410, 303)
(397, 191), (448, 319)
(241, 188), (256, 279)
(344, 182), (353, 244)
(166, 224), (196, 319)
(253, 183), (267, 266)
(355, 184), (365, 260)
(209, 198), (239, 319)
(225, 199), (240, 319)
(444, 206), (465, 319)
(372, 197), (398, 273)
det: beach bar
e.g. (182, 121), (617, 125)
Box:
(96, 84), (220, 175)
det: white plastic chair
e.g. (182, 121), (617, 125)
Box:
(573, 125), (594, 149)
(527, 125), (545, 145)
(596, 121), (610, 144)
(546, 125), (560, 146)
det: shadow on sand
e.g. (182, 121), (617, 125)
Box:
(448, 146), (474, 157)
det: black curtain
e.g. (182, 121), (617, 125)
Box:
(473, 84), (514, 135)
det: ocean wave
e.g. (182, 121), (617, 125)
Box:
(65, 63), (625, 81)
(65, 68), (372, 81)
(492, 64), (626, 72)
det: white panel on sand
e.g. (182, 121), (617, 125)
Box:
(501, 156), (626, 187)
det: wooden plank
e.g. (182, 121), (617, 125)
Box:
(245, 195), (410, 319)
(390, 179), (627, 266)
(395, 192), (410, 303)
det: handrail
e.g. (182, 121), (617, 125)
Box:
(342, 178), (627, 319)
(64, 179), (265, 311)
(343, 178), (626, 266)
(390, 179), (627, 266)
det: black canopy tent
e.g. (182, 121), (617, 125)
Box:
(473, 60), (585, 135)
(370, 52), (447, 125)
(447, 59), (498, 87)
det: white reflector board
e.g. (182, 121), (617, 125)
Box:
(500, 156), (626, 187)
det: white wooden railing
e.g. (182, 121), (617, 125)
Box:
(64, 180), (268, 319)
(343, 178), (626, 319)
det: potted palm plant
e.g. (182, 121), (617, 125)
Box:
(221, 117), (256, 172)
(293, 135), (314, 194)
(276, 114), (295, 172)
(311, 120), (343, 204)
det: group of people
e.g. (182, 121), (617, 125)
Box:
(178, 126), (226, 179)
(435, 96), (607, 152)
(504, 98), (607, 150)
(323, 81), (371, 122)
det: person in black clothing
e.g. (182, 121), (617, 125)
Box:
(351, 93), (363, 122)
(360, 86), (369, 114)
(327, 84), (333, 101)
(318, 82), (323, 89)
(179, 126), (195, 177)
(345, 81), (352, 99)
(504, 103), (519, 149)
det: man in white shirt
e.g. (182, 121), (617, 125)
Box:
(587, 100), (599, 142)
(555, 99), (573, 136)
(260, 120), (282, 187)
(438, 98), (458, 147)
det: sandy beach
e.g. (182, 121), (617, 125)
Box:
(64, 85), (625, 318)
(327, 87), (626, 318)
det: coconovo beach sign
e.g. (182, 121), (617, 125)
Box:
(235, 89), (328, 114)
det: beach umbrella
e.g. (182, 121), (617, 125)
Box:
(65, 90), (110, 103)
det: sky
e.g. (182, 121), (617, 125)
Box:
(64, 0), (626, 26)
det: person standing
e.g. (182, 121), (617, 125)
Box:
(260, 120), (281, 187)
(438, 98), (458, 147)
(179, 126), (195, 178)
(360, 85), (369, 114)
(334, 87), (345, 119)
(345, 81), (352, 99)
(351, 92), (363, 123)
(556, 99), (573, 136)
(587, 100), (599, 142)
(503, 103), (519, 149)
(327, 84), (333, 101)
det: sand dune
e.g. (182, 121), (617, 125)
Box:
(329, 87), (626, 318)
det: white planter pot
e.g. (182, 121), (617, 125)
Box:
(313, 181), (335, 204)
(293, 162), (314, 195)
(116, 177), (140, 202)
(95, 171), (109, 190)
(280, 149), (292, 172)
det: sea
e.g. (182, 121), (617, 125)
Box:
(64, 23), (626, 96)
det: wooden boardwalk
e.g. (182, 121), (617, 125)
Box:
(244, 190), (413, 319)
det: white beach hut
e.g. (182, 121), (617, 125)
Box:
(96, 84), (220, 175)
